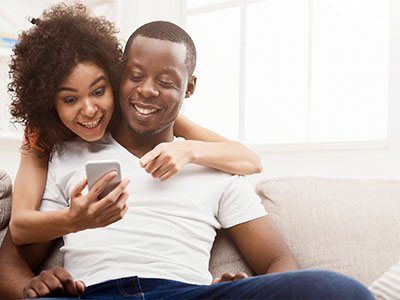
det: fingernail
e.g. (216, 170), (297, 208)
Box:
(109, 171), (117, 178)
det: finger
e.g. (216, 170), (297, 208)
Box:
(71, 179), (87, 198)
(100, 203), (129, 226)
(140, 147), (161, 167)
(144, 156), (163, 175)
(95, 178), (130, 211)
(220, 272), (235, 282)
(158, 168), (179, 181)
(41, 274), (66, 296)
(29, 280), (52, 297)
(212, 278), (222, 284)
(98, 192), (129, 222)
(53, 267), (79, 297)
(233, 272), (248, 280)
(23, 287), (39, 298)
(75, 280), (86, 294)
(89, 171), (118, 199)
(150, 163), (171, 179)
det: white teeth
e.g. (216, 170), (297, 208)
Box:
(134, 105), (157, 115)
(80, 118), (101, 129)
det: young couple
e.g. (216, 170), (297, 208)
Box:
(0, 3), (373, 299)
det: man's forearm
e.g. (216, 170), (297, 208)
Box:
(0, 229), (35, 299)
(264, 253), (299, 274)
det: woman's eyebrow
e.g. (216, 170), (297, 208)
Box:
(89, 75), (106, 88)
(58, 75), (107, 92)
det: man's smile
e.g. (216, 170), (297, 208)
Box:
(129, 100), (162, 118)
(134, 105), (158, 115)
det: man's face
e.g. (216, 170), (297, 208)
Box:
(119, 35), (195, 136)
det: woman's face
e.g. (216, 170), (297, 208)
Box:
(54, 61), (114, 142)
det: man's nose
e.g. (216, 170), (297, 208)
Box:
(80, 98), (98, 117)
(137, 79), (160, 98)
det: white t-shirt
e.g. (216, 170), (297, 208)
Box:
(40, 132), (267, 286)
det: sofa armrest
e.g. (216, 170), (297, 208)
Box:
(0, 170), (12, 233)
(0, 169), (63, 272)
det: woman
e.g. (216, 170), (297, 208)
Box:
(8, 3), (262, 246)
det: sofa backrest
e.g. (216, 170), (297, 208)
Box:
(255, 177), (400, 286)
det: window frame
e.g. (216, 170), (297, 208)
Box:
(185, 0), (392, 153)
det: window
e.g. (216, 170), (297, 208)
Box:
(185, 0), (389, 146)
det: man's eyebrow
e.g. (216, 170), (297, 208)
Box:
(126, 62), (177, 75)
(58, 76), (106, 92)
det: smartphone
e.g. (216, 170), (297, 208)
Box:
(85, 160), (122, 199)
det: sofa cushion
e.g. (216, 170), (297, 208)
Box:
(0, 169), (12, 232)
(255, 177), (400, 286)
(209, 229), (254, 278)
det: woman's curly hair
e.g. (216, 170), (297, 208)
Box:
(8, 2), (123, 157)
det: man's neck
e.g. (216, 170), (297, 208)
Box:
(113, 123), (174, 158)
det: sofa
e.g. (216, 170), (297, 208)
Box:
(1, 169), (399, 294)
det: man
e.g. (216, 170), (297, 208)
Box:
(0, 21), (373, 299)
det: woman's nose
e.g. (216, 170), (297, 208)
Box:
(81, 98), (98, 117)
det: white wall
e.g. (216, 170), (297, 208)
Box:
(118, 0), (185, 43)
(1, 0), (400, 185)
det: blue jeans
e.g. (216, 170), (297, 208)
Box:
(37, 270), (373, 299)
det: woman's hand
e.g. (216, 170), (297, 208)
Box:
(140, 140), (195, 181)
(68, 171), (130, 232)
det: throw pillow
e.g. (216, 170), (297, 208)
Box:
(369, 260), (400, 300)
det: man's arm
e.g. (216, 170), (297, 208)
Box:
(227, 215), (298, 275)
(0, 229), (54, 298)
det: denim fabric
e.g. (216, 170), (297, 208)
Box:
(35, 269), (374, 299)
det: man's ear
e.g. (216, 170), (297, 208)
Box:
(185, 75), (197, 98)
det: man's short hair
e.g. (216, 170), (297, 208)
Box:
(124, 21), (197, 76)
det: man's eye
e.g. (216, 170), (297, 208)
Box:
(158, 80), (174, 87)
(130, 74), (143, 81)
(93, 87), (105, 97)
(62, 97), (76, 104)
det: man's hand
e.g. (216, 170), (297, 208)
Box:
(212, 272), (249, 284)
(140, 141), (194, 181)
(23, 266), (85, 298)
(68, 172), (130, 232)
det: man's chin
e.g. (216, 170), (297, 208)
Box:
(128, 124), (162, 136)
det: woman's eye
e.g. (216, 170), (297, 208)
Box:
(93, 87), (105, 97)
(62, 97), (76, 104)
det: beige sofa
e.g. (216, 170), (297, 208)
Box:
(1, 169), (399, 289)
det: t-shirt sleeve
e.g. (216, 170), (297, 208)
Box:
(217, 175), (267, 229)
(39, 159), (68, 212)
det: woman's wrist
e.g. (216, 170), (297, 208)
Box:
(63, 207), (79, 234)
(185, 140), (198, 165)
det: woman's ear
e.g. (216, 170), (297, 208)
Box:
(185, 75), (197, 98)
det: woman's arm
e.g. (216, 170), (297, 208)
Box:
(140, 114), (262, 180)
(9, 148), (73, 245)
(9, 148), (129, 245)
(175, 114), (262, 174)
